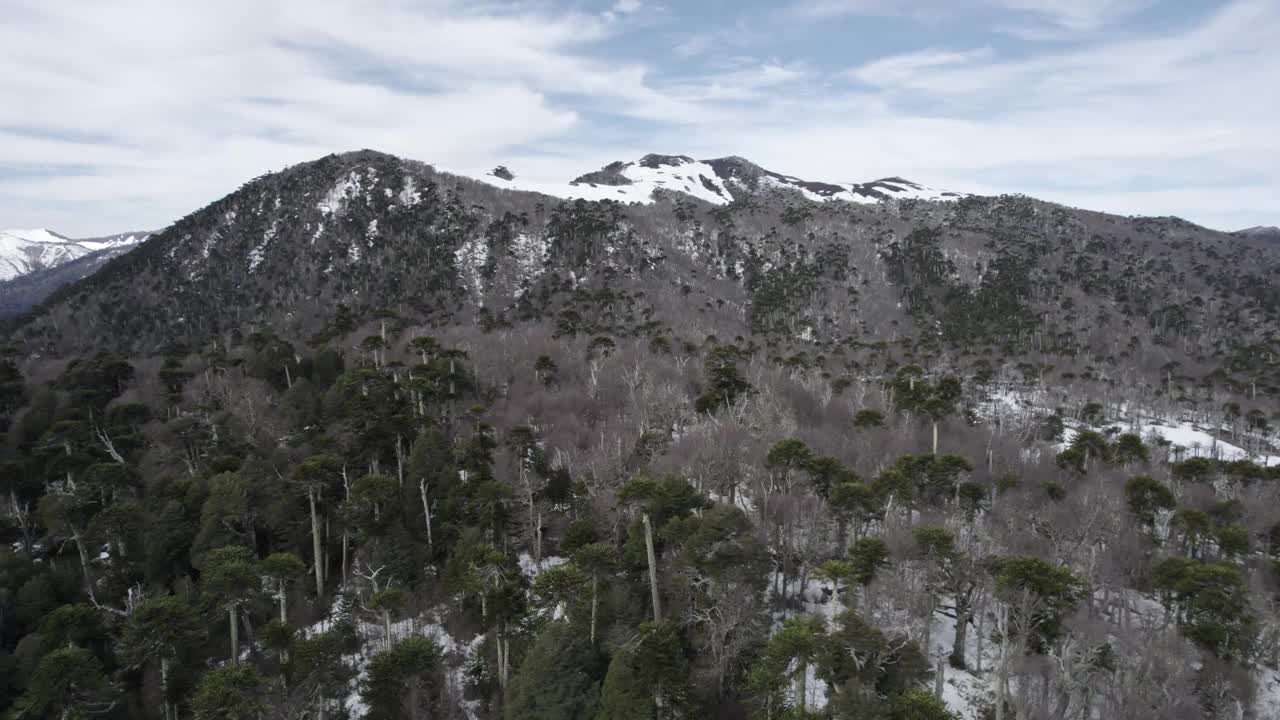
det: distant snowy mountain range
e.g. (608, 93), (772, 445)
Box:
(0, 228), (149, 282)
(476, 153), (964, 206)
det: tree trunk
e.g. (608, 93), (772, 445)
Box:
(950, 600), (969, 669)
(278, 579), (288, 622)
(642, 512), (661, 622)
(397, 436), (407, 491)
(932, 420), (939, 455)
(161, 656), (171, 720)
(995, 605), (1009, 720)
(420, 479), (433, 547)
(309, 488), (324, 598)
(229, 606), (240, 664)
(70, 526), (97, 605)
(535, 511), (543, 566)
(975, 602), (985, 675)
(935, 658), (945, 698)
(382, 609), (392, 650)
(590, 573), (599, 645)
(341, 468), (351, 586)
(797, 661), (807, 715)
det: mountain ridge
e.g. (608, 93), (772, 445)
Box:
(0, 227), (149, 282)
(476, 151), (962, 206)
(10, 148), (1278, 399)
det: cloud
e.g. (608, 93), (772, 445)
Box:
(1, 0), (1277, 234)
(0, 0), (672, 234)
(988, 0), (1154, 32)
(791, 0), (1153, 35)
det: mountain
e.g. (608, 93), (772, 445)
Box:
(0, 243), (138, 319)
(1233, 225), (1280, 244)
(12, 150), (1279, 382)
(0, 227), (149, 282)
(479, 153), (962, 205)
(2, 148), (1279, 719)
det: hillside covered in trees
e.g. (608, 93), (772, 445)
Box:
(1, 150), (1278, 720)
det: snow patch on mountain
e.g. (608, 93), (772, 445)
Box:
(0, 227), (149, 282)
(469, 154), (965, 208)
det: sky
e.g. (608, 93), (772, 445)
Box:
(1, 0), (1277, 236)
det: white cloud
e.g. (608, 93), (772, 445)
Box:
(792, 0), (1153, 36)
(987, 0), (1154, 31)
(1, 0), (1277, 234)
(0, 0), (666, 234)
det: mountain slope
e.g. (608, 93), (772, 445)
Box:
(0, 227), (148, 281)
(0, 244), (138, 319)
(1234, 225), (1280, 244)
(11, 150), (1279, 412)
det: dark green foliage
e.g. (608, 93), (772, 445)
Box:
(1151, 556), (1256, 659)
(849, 537), (890, 587)
(852, 408), (886, 430)
(817, 611), (934, 719)
(8, 645), (116, 720)
(1124, 475), (1176, 527)
(506, 623), (603, 720)
(191, 665), (264, 720)
(695, 345), (752, 414)
(990, 555), (1086, 652)
(365, 636), (441, 720)
(1111, 433), (1149, 465)
(596, 620), (689, 720)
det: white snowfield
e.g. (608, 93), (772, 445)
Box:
(1059, 420), (1279, 468)
(470, 155), (963, 207)
(0, 227), (148, 281)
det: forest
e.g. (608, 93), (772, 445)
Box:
(1, 151), (1278, 719)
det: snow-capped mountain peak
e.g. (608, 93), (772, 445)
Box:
(2, 228), (72, 245)
(0, 228), (149, 282)
(472, 153), (964, 206)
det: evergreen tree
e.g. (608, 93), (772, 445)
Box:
(364, 636), (441, 720)
(191, 665), (264, 720)
(505, 622), (602, 720)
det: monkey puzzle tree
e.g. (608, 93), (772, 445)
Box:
(573, 542), (615, 646)
(695, 344), (751, 414)
(8, 645), (117, 720)
(119, 595), (204, 720)
(597, 620), (689, 720)
(1123, 475), (1175, 531)
(364, 636), (441, 720)
(259, 551), (307, 624)
(888, 367), (962, 455)
(291, 453), (343, 598)
(192, 665), (265, 720)
(749, 615), (825, 717)
(912, 526), (984, 669)
(201, 545), (261, 665)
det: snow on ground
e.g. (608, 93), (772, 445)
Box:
(475, 157), (733, 206)
(984, 387), (1279, 467)
(1141, 420), (1279, 466)
(771, 574), (985, 717)
(927, 605), (989, 720)
(707, 490), (756, 517)
(517, 553), (566, 578)
(467, 156), (963, 208)
(303, 594), (483, 720)
(1257, 668), (1280, 719)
